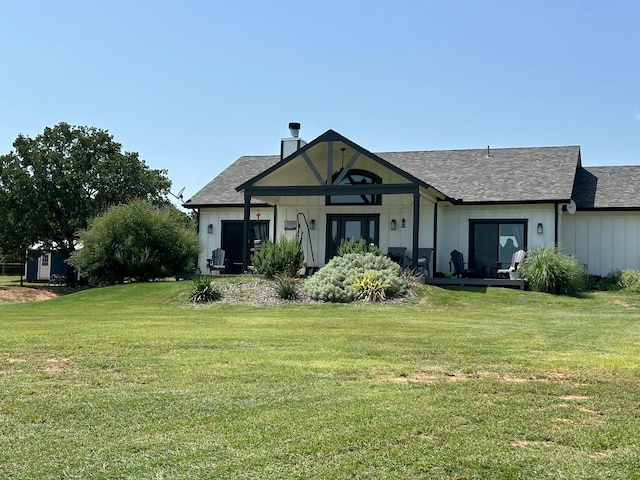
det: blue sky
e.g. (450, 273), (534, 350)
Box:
(1, 1), (638, 204)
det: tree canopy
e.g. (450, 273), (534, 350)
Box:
(68, 201), (200, 284)
(0, 153), (40, 284)
(0, 122), (172, 269)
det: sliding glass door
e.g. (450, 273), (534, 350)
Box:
(469, 220), (527, 277)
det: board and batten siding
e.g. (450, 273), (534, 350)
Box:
(562, 211), (640, 276)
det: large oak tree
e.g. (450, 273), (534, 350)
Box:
(0, 122), (171, 284)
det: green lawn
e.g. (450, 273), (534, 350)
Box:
(1, 280), (640, 479)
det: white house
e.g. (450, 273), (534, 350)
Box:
(184, 123), (640, 279)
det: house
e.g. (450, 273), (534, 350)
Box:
(184, 123), (640, 278)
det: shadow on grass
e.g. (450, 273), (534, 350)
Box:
(440, 286), (489, 294)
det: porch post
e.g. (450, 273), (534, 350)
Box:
(412, 190), (420, 266)
(242, 194), (251, 272)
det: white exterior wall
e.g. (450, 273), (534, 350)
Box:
(435, 203), (556, 274)
(562, 211), (640, 276)
(197, 206), (275, 270)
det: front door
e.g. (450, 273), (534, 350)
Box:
(469, 220), (527, 277)
(326, 214), (379, 261)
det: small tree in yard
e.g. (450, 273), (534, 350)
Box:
(69, 201), (200, 284)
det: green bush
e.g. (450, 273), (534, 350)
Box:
(189, 277), (222, 304)
(69, 201), (200, 284)
(401, 267), (425, 290)
(588, 270), (622, 291)
(304, 253), (406, 303)
(619, 269), (640, 292)
(336, 238), (383, 256)
(251, 235), (304, 279)
(353, 271), (389, 302)
(273, 275), (298, 300)
(518, 246), (587, 295)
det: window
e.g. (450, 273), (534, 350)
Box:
(326, 169), (382, 205)
(41, 254), (49, 267)
(469, 220), (527, 277)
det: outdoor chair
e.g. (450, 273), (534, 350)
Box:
(496, 249), (526, 279)
(207, 248), (227, 274)
(449, 250), (472, 278)
(387, 247), (409, 267)
(417, 248), (433, 277)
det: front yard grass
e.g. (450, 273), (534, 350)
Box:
(1, 280), (640, 478)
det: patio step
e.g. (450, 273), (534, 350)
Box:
(424, 277), (525, 290)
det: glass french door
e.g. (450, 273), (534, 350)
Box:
(326, 214), (379, 261)
(469, 220), (527, 277)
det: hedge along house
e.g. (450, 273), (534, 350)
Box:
(184, 123), (640, 278)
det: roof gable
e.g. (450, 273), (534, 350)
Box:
(235, 129), (437, 194)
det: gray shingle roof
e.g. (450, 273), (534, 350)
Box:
(378, 146), (580, 203)
(572, 166), (640, 209)
(185, 142), (635, 209)
(184, 155), (280, 207)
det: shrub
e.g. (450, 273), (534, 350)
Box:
(189, 277), (222, 304)
(588, 270), (622, 291)
(273, 275), (298, 300)
(304, 253), (406, 303)
(251, 235), (304, 279)
(69, 201), (200, 284)
(518, 246), (587, 295)
(353, 271), (389, 302)
(619, 269), (640, 292)
(401, 266), (425, 290)
(336, 238), (383, 256)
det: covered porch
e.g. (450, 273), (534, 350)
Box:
(235, 129), (447, 272)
